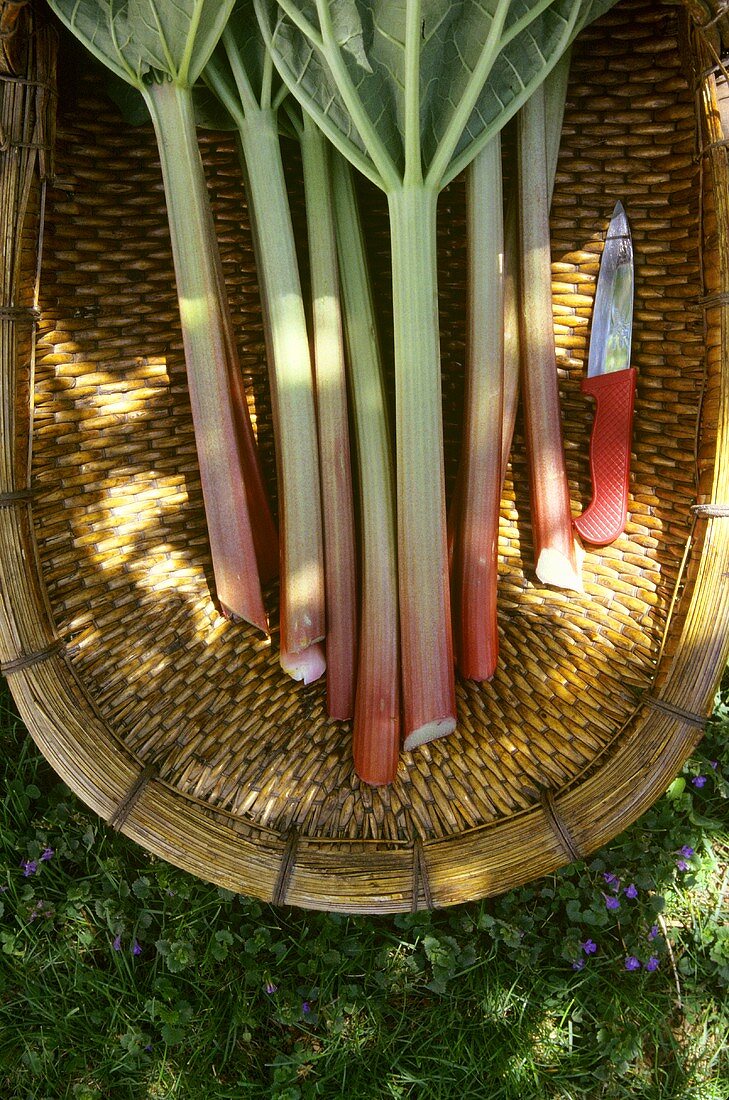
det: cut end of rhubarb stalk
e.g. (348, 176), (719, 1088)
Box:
(327, 692), (355, 724)
(354, 723), (400, 787)
(353, 710), (400, 787)
(219, 602), (269, 636)
(460, 657), (497, 685)
(357, 769), (398, 789)
(535, 541), (585, 593)
(280, 643), (327, 686)
(402, 715), (457, 753)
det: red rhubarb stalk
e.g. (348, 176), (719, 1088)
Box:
(332, 154), (400, 785)
(502, 51), (573, 489)
(212, 238), (279, 588)
(451, 134), (503, 682)
(146, 78), (268, 629)
(517, 79), (581, 592)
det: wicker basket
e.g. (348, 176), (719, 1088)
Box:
(2, 0), (728, 913)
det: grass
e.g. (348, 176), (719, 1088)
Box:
(0, 675), (727, 1100)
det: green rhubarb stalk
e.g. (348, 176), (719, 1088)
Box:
(331, 153), (400, 785)
(517, 74), (582, 591)
(47, 0), (273, 630)
(237, 108), (326, 679)
(298, 111), (357, 718)
(388, 183), (456, 749)
(451, 134), (503, 682)
(205, 13), (326, 683)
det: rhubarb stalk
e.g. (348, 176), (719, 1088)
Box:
(47, 0), (276, 630)
(332, 154), (400, 784)
(388, 183), (456, 750)
(451, 134), (504, 682)
(517, 78), (582, 592)
(144, 77), (270, 629)
(298, 112), (357, 717)
(502, 49), (573, 488)
(205, 17), (327, 682)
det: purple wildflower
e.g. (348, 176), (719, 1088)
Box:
(113, 934), (122, 951)
(132, 939), (142, 957)
(625, 956), (641, 971)
(302, 1001), (311, 1014)
(572, 959), (585, 970)
(648, 924), (660, 941)
(582, 939), (598, 955)
(603, 872), (620, 890)
(710, 760), (718, 770)
(604, 894), (621, 910)
(645, 956), (660, 972)
(20, 859), (37, 877)
(676, 859), (690, 872)
(29, 899), (52, 921)
(624, 884), (638, 899)
(40, 848), (54, 861)
(265, 982), (278, 995)
(679, 846), (694, 859)
(692, 775), (707, 788)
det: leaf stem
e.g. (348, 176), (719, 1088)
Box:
(426, 0), (511, 186)
(332, 154), (400, 785)
(238, 105), (327, 672)
(517, 79), (581, 591)
(300, 116), (357, 718)
(203, 52), (246, 128)
(502, 49), (572, 486)
(451, 134), (503, 682)
(273, 0), (324, 51)
(142, 78), (267, 630)
(221, 25), (260, 117)
(388, 184), (456, 751)
(404, 0), (422, 185)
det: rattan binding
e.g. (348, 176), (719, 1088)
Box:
(1, 0), (728, 913)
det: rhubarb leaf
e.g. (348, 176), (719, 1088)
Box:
(126, 0), (233, 84)
(255, 1), (618, 187)
(47, 0), (234, 88)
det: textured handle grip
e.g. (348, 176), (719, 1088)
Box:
(573, 368), (636, 546)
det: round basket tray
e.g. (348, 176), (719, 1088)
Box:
(2, 0), (729, 913)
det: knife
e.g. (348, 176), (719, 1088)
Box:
(573, 201), (636, 547)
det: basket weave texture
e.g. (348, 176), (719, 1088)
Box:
(1, 0), (729, 912)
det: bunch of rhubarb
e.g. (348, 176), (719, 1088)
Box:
(48, 0), (617, 786)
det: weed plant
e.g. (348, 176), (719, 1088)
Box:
(0, 675), (727, 1099)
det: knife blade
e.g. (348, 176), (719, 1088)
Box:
(573, 201), (636, 546)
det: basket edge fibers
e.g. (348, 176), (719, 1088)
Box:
(1, 0), (728, 913)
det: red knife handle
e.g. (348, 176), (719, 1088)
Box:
(573, 368), (636, 546)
